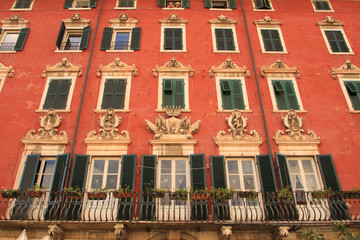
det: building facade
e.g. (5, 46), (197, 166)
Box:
(0, 0), (359, 239)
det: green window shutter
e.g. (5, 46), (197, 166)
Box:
(273, 80), (287, 110)
(163, 79), (184, 108)
(100, 27), (113, 50)
(158, 0), (165, 7)
(325, 30), (349, 53)
(165, 28), (182, 50)
(345, 81), (360, 110)
(221, 80), (245, 110)
(56, 22), (66, 50)
(140, 155), (157, 191)
(163, 79), (172, 108)
(210, 156), (226, 188)
(14, 28), (30, 51)
(69, 155), (90, 190)
(64, 0), (73, 8)
(23, 0), (32, 7)
(50, 153), (70, 192)
(275, 153), (292, 190)
(79, 26), (91, 50)
(261, 29), (283, 51)
(220, 80), (232, 109)
(182, 0), (190, 8)
(102, 79), (115, 109)
(174, 79), (184, 108)
(255, 0), (271, 9)
(118, 0), (134, 7)
(43, 79), (59, 109)
(164, 28), (171, 49)
(43, 79), (71, 110)
(204, 0), (211, 8)
(224, 29), (235, 50)
(316, 154), (341, 191)
(114, 79), (126, 109)
(284, 81), (299, 110)
(0, 29), (2, 35)
(232, 80), (245, 109)
(215, 29), (234, 51)
(190, 154), (207, 190)
(89, 0), (97, 8)
(120, 155), (136, 190)
(19, 154), (40, 191)
(228, 0), (237, 9)
(215, 29), (225, 50)
(130, 27), (141, 50)
(14, 0), (23, 8)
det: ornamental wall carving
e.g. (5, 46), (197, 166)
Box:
(260, 60), (300, 79)
(159, 14), (188, 24)
(215, 110), (262, 156)
(332, 60), (360, 79)
(109, 13), (138, 28)
(0, 62), (14, 77)
(22, 109), (69, 144)
(152, 58), (194, 77)
(209, 58), (250, 78)
(208, 15), (236, 24)
(63, 13), (91, 28)
(41, 58), (83, 78)
(219, 226), (232, 240)
(1, 14), (29, 28)
(97, 58), (138, 77)
(254, 14), (281, 25)
(316, 16), (344, 26)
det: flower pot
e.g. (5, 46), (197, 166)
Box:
(192, 194), (208, 201)
(113, 192), (132, 198)
(88, 192), (107, 200)
(1, 192), (19, 198)
(29, 191), (44, 198)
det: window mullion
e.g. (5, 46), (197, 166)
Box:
(111, 79), (118, 108)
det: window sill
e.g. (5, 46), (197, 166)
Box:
(261, 50), (288, 54)
(314, 9), (334, 12)
(68, 7), (92, 11)
(36, 109), (71, 113)
(349, 110), (360, 114)
(328, 51), (355, 55)
(253, 8), (275, 11)
(94, 109), (131, 113)
(114, 7), (136, 10)
(213, 50), (240, 53)
(106, 50), (134, 53)
(0, 51), (16, 54)
(162, 8), (184, 10)
(272, 110), (307, 113)
(160, 50), (187, 53)
(155, 109), (191, 113)
(9, 8), (33, 11)
(217, 109), (252, 113)
(209, 8), (232, 11)
(55, 49), (83, 53)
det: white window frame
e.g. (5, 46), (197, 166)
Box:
(319, 27), (353, 55)
(338, 78), (360, 113)
(56, 28), (83, 52)
(225, 157), (260, 191)
(210, 26), (240, 53)
(156, 74), (189, 111)
(69, 0), (91, 10)
(266, 75), (305, 112)
(107, 29), (133, 52)
(215, 76), (250, 112)
(0, 77), (5, 93)
(311, 0), (334, 12)
(34, 157), (57, 190)
(252, 0), (275, 11)
(0, 30), (21, 53)
(95, 76), (132, 113)
(256, 25), (288, 54)
(10, 0), (35, 11)
(160, 24), (187, 52)
(115, 0), (137, 9)
(210, 0), (232, 11)
(87, 157), (122, 191)
(157, 157), (190, 191)
(37, 76), (77, 112)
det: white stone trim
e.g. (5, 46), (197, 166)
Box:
(160, 23), (187, 52)
(338, 77), (360, 112)
(311, 0), (334, 12)
(256, 25), (287, 54)
(266, 75), (304, 111)
(0, 77), (5, 93)
(38, 75), (77, 111)
(10, 0), (35, 11)
(157, 74), (189, 110)
(156, 157), (190, 190)
(210, 25), (240, 53)
(318, 27), (354, 55)
(251, 0), (275, 11)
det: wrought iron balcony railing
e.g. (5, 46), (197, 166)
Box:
(62, 41), (81, 51)
(0, 190), (359, 223)
(0, 42), (16, 51)
(112, 41), (130, 50)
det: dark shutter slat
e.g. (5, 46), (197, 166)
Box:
(56, 22), (66, 50)
(89, 0), (97, 8)
(14, 0), (23, 8)
(79, 26), (91, 50)
(158, 0), (165, 7)
(256, 154), (277, 192)
(0, 29), (2, 35)
(316, 154), (341, 191)
(139, 155), (157, 220)
(210, 156), (226, 188)
(19, 154), (40, 191)
(275, 153), (292, 190)
(190, 154), (207, 190)
(50, 153), (70, 192)
(14, 28), (30, 51)
(182, 0), (190, 8)
(69, 155), (90, 190)
(228, 0), (237, 9)
(100, 28), (113, 50)
(43, 79), (60, 109)
(120, 155), (136, 190)
(64, 0), (73, 8)
(54, 79), (71, 109)
(204, 0), (211, 8)
(130, 27), (141, 50)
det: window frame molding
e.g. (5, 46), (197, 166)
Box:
(115, 0), (137, 9)
(254, 15), (287, 54)
(317, 16), (353, 55)
(10, 0), (35, 11)
(209, 0), (233, 11)
(209, 16), (239, 53)
(0, 15), (29, 53)
(0, 62), (15, 93)
(159, 14), (188, 53)
(87, 156), (122, 190)
(157, 157), (190, 190)
(252, 0), (275, 12)
(68, 0), (92, 11)
(311, 0), (334, 12)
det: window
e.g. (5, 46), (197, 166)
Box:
(116, 0), (136, 8)
(0, 29), (30, 52)
(288, 158), (321, 194)
(253, 0), (273, 10)
(343, 81), (360, 111)
(220, 79), (245, 110)
(11, 0), (34, 10)
(312, 0), (333, 11)
(272, 80), (299, 110)
(35, 158), (56, 189)
(324, 30), (349, 53)
(159, 15), (187, 52)
(226, 159), (257, 191)
(101, 79), (126, 109)
(162, 79), (184, 108)
(89, 158), (121, 190)
(160, 0), (189, 8)
(100, 28), (141, 52)
(209, 17), (239, 53)
(215, 29), (235, 51)
(159, 159), (188, 191)
(164, 28), (182, 50)
(63, 0), (97, 9)
(204, 0), (237, 9)
(255, 16), (287, 53)
(56, 23), (90, 51)
(260, 29), (284, 52)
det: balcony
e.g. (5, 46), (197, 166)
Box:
(0, 42), (16, 51)
(0, 190), (359, 224)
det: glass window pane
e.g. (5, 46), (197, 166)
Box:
(40, 175), (53, 189)
(3, 33), (19, 43)
(175, 160), (186, 173)
(305, 175), (318, 189)
(288, 160), (300, 173)
(108, 160), (119, 173)
(302, 160), (314, 173)
(242, 161), (253, 174)
(227, 161), (239, 174)
(243, 176), (255, 189)
(93, 160), (105, 174)
(43, 160), (56, 174)
(114, 32), (130, 50)
(161, 160), (171, 173)
(91, 175), (103, 189)
(106, 175), (118, 189)
(160, 175), (171, 189)
(175, 175), (186, 189)
(229, 175), (241, 189)
(294, 175), (304, 190)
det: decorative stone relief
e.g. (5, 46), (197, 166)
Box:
(254, 14), (281, 25)
(209, 58), (250, 78)
(1, 14), (29, 28)
(97, 58), (138, 77)
(71, 12), (81, 21)
(119, 13), (129, 21)
(152, 57), (194, 77)
(41, 58), (83, 78)
(48, 224), (65, 240)
(332, 60), (360, 79)
(220, 226), (232, 240)
(62, 13), (90, 28)
(114, 224), (127, 240)
(6, 14), (23, 22)
(109, 13), (138, 28)
(317, 16), (343, 26)
(260, 60), (300, 79)
(0, 62), (14, 77)
(145, 107), (200, 140)
(159, 14), (188, 24)
(86, 109), (130, 140)
(273, 226), (290, 240)
(23, 109), (68, 141)
(208, 15), (236, 24)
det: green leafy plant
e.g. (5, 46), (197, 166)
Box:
(173, 188), (188, 200)
(334, 223), (360, 240)
(277, 186), (293, 201)
(311, 188), (334, 199)
(30, 183), (47, 192)
(88, 188), (108, 199)
(113, 185), (131, 193)
(210, 187), (234, 202)
(0, 188), (20, 198)
(301, 229), (325, 240)
(63, 187), (83, 197)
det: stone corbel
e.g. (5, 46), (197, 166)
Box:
(209, 58), (250, 78)
(260, 60), (300, 79)
(48, 224), (65, 240)
(220, 226), (232, 240)
(0, 62), (14, 77)
(97, 58), (138, 77)
(254, 14), (282, 25)
(41, 58), (83, 78)
(152, 57), (194, 77)
(114, 224), (127, 240)
(273, 226), (290, 240)
(332, 60), (360, 79)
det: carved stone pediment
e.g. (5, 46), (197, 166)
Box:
(145, 108), (200, 140)
(1, 14), (29, 28)
(208, 15), (236, 24)
(41, 58), (82, 78)
(159, 14), (188, 24)
(209, 58), (250, 78)
(332, 60), (360, 79)
(22, 109), (69, 143)
(254, 14), (281, 25)
(260, 60), (300, 78)
(97, 58), (138, 77)
(63, 13), (90, 28)
(109, 13), (138, 28)
(0, 62), (14, 77)
(317, 16), (343, 26)
(152, 58), (194, 77)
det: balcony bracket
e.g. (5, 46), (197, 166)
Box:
(114, 224), (128, 240)
(273, 226), (291, 240)
(219, 226), (232, 240)
(48, 224), (64, 240)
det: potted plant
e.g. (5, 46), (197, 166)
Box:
(192, 189), (209, 201)
(347, 187), (360, 199)
(0, 188), (20, 198)
(277, 186), (293, 201)
(87, 188), (108, 200)
(311, 188), (334, 200)
(171, 189), (188, 200)
(238, 189), (258, 202)
(28, 184), (47, 198)
(210, 187), (234, 202)
(63, 187), (83, 199)
(113, 185), (132, 198)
